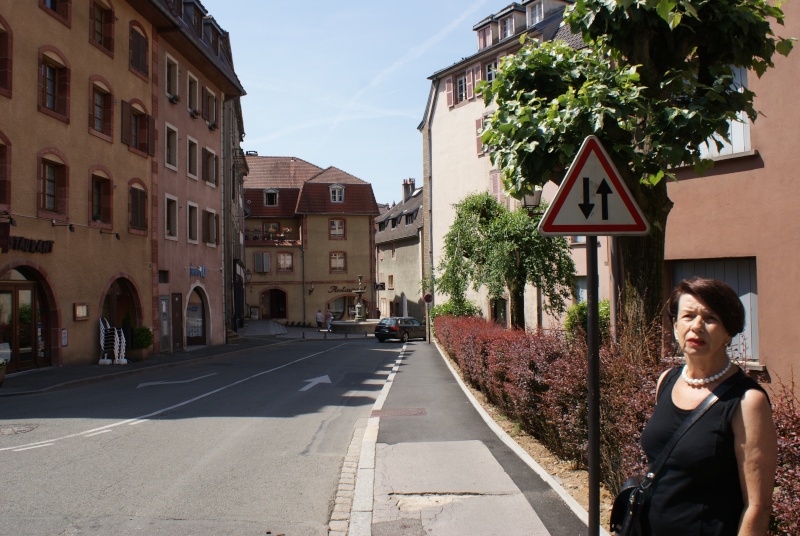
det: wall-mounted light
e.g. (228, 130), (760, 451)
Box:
(308, 281), (315, 295)
(0, 211), (17, 227)
(245, 269), (252, 283)
(51, 220), (74, 232)
(100, 229), (120, 240)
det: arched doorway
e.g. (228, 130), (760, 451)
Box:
(0, 268), (51, 373)
(102, 278), (140, 345)
(260, 288), (287, 319)
(186, 288), (207, 346)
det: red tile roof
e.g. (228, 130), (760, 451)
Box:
(243, 158), (380, 216)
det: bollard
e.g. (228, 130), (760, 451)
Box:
(302, 331), (305, 339)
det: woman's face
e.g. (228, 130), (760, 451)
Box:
(673, 293), (731, 361)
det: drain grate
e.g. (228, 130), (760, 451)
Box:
(0, 423), (38, 435)
(371, 408), (427, 418)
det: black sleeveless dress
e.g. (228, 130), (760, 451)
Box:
(640, 366), (766, 536)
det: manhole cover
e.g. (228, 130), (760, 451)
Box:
(0, 424), (38, 435)
(371, 408), (426, 418)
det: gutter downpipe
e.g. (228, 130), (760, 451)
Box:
(220, 97), (228, 342)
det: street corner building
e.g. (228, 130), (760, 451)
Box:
(242, 155), (380, 326)
(0, 0), (246, 371)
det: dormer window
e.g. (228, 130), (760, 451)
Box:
(477, 27), (491, 50)
(529, 1), (561, 26)
(264, 189), (278, 206)
(329, 184), (344, 203)
(500, 17), (513, 39)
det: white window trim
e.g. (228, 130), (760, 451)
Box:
(186, 71), (199, 114)
(203, 146), (217, 187)
(187, 201), (198, 244)
(329, 184), (345, 203)
(165, 53), (179, 99)
(204, 207), (217, 247)
(186, 135), (198, 180)
(264, 188), (279, 206)
(165, 193), (179, 241)
(165, 122), (178, 171)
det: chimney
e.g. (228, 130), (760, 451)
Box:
(402, 178), (416, 202)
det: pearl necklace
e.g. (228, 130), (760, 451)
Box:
(682, 358), (732, 387)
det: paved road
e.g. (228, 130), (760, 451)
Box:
(0, 338), (395, 536)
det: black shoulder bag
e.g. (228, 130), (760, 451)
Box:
(609, 372), (744, 536)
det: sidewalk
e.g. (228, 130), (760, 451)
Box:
(0, 319), (358, 397)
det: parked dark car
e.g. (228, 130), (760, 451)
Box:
(374, 317), (426, 343)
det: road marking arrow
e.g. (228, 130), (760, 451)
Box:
(300, 375), (332, 392)
(137, 373), (217, 389)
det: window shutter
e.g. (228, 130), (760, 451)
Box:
(103, 8), (115, 51)
(254, 252), (263, 273)
(120, 100), (132, 146)
(474, 65), (482, 83)
(476, 118), (484, 154)
(213, 213), (219, 244)
(147, 114), (155, 155)
(201, 87), (208, 119)
(103, 92), (113, 134)
(445, 77), (453, 108)
(202, 148), (209, 180)
(466, 69), (474, 100)
(56, 164), (67, 214)
(202, 210), (209, 242)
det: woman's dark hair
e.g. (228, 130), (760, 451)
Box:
(667, 276), (745, 336)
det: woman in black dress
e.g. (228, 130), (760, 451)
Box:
(640, 277), (776, 535)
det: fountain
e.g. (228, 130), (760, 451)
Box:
(330, 275), (378, 335)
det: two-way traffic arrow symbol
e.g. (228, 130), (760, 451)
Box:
(578, 177), (613, 221)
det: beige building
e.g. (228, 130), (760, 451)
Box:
(0, 1), (244, 370)
(243, 155), (380, 324)
(419, 0), (613, 328)
(375, 179), (425, 320)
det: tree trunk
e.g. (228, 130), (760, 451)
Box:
(618, 179), (672, 327)
(509, 278), (526, 330)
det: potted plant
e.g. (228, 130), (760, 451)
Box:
(189, 108), (200, 118)
(207, 120), (218, 131)
(129, 326), (154, 362)
(168, 94), (181, 104)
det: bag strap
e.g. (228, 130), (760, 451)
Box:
(642, 369), (745, 488)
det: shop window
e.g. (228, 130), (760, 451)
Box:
(129, 184), (147, 231)
(0, 21), (12, 98)
(90, 173), (112, 225)
(39, 155), (68, 216)
(41, 0), (71, 27)
(165, 124), (178, 170)
(278, 252), (293, 272)
(89, 1), (114, 55)
(120, 100), (154, 155)
(202, 209), (217, 245)
(187, 202), (198, 242)
(165, 195), (178, 239)
(38, 48), (70, 122)
(330, 252), (346, 273)
(187, 137), (198, 178)
(330, 218), (345, 239)
(202, 148), (217, 185)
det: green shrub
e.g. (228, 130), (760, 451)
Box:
(131, 326), (153, 349)
(564, 299), (610, 342)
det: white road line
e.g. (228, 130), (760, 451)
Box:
(14, 444), (53, 451)
(84, 430), (111, 437)
(137, 373), (218, 389)
(0, 344), (348, 453)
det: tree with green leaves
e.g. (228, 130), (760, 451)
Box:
(480, 0), (793, 323)
(435, 192), (576, 329)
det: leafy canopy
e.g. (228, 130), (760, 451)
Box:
(436, 192), (576, 316)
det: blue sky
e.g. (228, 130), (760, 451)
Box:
(199, 0), (494, 205)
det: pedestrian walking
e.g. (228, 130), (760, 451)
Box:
(315, 309), (323, 329)
(325, 309), (333, 332)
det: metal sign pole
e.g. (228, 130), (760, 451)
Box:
(586, 235), (600, 535)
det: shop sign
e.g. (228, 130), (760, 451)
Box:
(189, 266), (207, 277)
(1, 234), (55, 254)
(328, 285), (358, 293)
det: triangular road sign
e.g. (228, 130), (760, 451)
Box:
(538, 136), (650, 236)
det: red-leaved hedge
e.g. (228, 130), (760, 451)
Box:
(434, 315), (800, 535)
